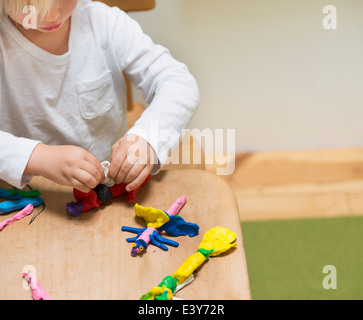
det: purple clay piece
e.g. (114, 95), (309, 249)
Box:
(66, 202), (84, 217)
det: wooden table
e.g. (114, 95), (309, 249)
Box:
(0, 170), (251, 300)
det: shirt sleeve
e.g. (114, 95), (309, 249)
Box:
(0, 130), (41, 188)
(111, 10), (200, 170)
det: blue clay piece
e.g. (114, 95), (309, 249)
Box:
(162, 215), (199, 237)
(0, 188), (23, 200)
(0, 197), (44, 215)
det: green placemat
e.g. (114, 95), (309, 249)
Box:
(242, 216), (363, 300)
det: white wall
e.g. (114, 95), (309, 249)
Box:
(130, 0), (363, 153)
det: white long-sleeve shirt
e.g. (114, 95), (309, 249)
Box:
(0, 0), (199, 188)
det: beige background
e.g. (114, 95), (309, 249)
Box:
(129, 0), (363, 153)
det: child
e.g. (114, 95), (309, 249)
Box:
(0, 0), (199, 193)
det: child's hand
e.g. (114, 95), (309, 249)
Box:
(108, 134), (154, 192)
(25, 144), (105, 193)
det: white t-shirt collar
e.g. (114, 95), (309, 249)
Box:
(0, 4), (81, 65)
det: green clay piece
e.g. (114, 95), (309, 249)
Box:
(159, 276), (178, 293)
(140, 276), (177, 300)
(8, 189), (41, 198)
(197, 248), (214, 259)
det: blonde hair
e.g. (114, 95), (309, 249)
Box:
(0, 0), (61, 19)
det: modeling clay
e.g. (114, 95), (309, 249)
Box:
(23, 273), (51, 300)
(0, 204), (33, 231)
(140, 226), (237, 300)
(121, 196), (199, 256)
(66, 161), (151, 217)
(0, 187), (40, 200)
(0, 187), (44, 215)
(7, 189), (41, 198)
(0, 197), (43, 215)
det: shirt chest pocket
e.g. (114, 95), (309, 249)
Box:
(76, 71), (115, 120)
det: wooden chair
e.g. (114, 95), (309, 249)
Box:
(97, 0), (155, 12)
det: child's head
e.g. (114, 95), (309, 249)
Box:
(0, 0), (78, 32)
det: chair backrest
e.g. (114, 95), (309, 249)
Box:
(96, 0), (155, 12)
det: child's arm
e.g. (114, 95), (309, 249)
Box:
(24, 144), (105, 193)
(0, 130), (41, 189)
(108, 10), (200, 190)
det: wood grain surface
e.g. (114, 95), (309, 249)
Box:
(0, 170), (250, 300)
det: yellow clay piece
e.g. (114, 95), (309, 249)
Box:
(172, 252), (207, 286)
(172, 227), (237, 286)
(144, 285), (173, 300)
(198, 226), (237, 256)
(140, 226), (238, 300)
(134, 203), (170, 229)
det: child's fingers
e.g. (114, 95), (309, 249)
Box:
(114, 158), (133, 185)
(80, 160), (104, 185)
(109, 135), (152, 186)
(73, 168), (100, 191)
(125, 165), (153, 192)
(70, 176), (92, 193)
(108, 148), (127, 181)
(110, 154), (134, 185)
(109, 145), (141, 184)
(123, 161), (144, 185)
(110, 142), (120, 163)
(85, 153), (105, 182)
